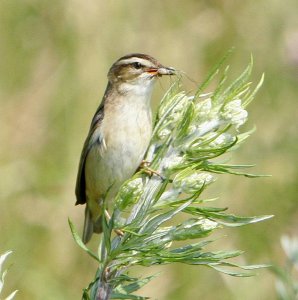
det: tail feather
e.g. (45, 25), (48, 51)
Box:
(82, 207), (102, 244)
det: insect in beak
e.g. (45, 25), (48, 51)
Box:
(146, 67), (176, 76)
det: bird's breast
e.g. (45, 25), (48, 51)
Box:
(85, 95), (152, 200)
(102, 98), (152, 172)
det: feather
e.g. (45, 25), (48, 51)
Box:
(75, 83), (112, 205)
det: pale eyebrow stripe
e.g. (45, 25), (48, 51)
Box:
(116, 57), (154, 67)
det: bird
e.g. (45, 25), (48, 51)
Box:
(75, 53), (175, 243)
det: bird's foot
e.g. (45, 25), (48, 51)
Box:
(139, 160), (165, 180)
(104, 210), (124, 237)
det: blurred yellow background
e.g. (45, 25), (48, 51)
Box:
(1, 1), (297, 299)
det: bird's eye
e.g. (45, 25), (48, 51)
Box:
(132, 62), (142, 69)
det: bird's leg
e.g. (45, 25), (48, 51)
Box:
(104, 210), (124, 237)
(139, 160), (165, 180)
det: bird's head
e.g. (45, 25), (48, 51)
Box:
(107, 53), (175, 95)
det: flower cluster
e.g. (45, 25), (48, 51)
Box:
(157, 92), (190, 140)
(173, 170), (215, 194)
(221, 99), (248, 130)
(115, 178), (144, 210)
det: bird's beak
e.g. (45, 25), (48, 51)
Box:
(146, 66), (176, 76)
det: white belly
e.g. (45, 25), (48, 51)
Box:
(85, 96), (152, 203)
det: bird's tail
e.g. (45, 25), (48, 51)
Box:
(82, 206), (102, 244)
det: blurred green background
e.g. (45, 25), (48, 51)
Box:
(1, 1), (297, 299)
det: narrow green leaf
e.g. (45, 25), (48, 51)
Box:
(0, 251), (12, 275)
(156, 80), (181, 119)
(243, 73), (265, 107)
(68, 218), (100, 262)
(195, 48), (234, 97)
(139, 200), (192, 235)
(176, 102), (195, 140)
(171, 241), (213, 254)
(110, 293), (149, 300)
(117, 275), (157, 294)
(220, 57), (253, 105)
(238, 264), (271, 270)
(212, 65), (230, 104)
(201, 163), (270, 178)
(82, 289), (91, 300)
(4, 290), (18, 300)
(209, 265), (255, 277)
(183, 208), (273, 227)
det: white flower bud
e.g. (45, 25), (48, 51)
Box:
(157, 127), (172, 140)
(162, 150), (185, 171)
(124, 178), (143, 195)
(174, 171), (215, 194)
(198, 219), (218, 231)
(116, 178), (143, 210)
(209, 133), (235, 148)
(195, 98), (212, 118)
(181, 218), (218, 231)
(170, 218), (219, 241)
(196, 118), (222, 137)
(157, 94), (191, 140)
(221, 99), (248, 129)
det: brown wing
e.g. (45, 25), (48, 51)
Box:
(75, 104), (105, 205)
(75, 82), (113, 205)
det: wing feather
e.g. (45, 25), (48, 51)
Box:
(75, 108), (104, 205)
(75, 83), (112, 205)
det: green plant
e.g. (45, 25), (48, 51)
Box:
(0, 251), (18, 300)
(272, 235), (298, 300)
(70, 55), (271, 300)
